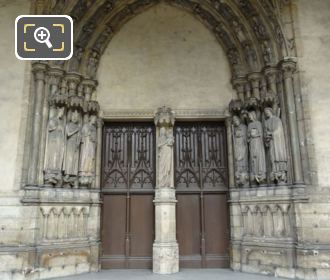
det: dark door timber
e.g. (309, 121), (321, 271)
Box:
(175, 122), (230, 268)
(101, 123), (155, 269)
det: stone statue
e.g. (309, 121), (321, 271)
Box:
(232, 20), (246, 42)
(247, 111), (266, 184)
(63, 111), (81, 187)
(158, 127), (174, 188)
(232, 115), (249, 187)
(264, 107), (288, 183)
(68, 47), (83, 72)
(44, 107), (65, 185)
(86, 50), (99, 78)
(79, 115), (97, 187)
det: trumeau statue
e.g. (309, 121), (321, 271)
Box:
(79, 115), (97, 187)
(232, 115), (249, 187)
(158, 127), (174, 188)
(44, 107), (65, 185)
(264, 107), (288, 184)
(247, 111), (266, 184)
(63, 110), (81, 187)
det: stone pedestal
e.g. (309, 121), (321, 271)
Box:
(153, 188), (179, 274)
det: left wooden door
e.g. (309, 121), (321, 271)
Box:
(101, 123), (155, 269)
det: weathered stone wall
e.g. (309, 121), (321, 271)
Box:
(97, 3), (234, 114)
(293, 1), (330, 279)
(0, 1), (34, 279)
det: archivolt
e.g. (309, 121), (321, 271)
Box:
(40, 0), (292, 80)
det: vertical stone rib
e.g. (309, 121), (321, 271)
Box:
(28, 62), (47, 185)
(281, 60), (304, 185)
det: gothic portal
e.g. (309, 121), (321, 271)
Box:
(1, 1), (330, 280)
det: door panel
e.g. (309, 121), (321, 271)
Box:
(177, 194), (201, 268)
(101, 123), (155, 269)
(175, 122), (229, 268)
(130, 195), (154, 259)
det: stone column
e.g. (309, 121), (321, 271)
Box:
(281, 59), (304, 185)
(153, 106), (179, 274)
(94, 118), (103, 189)
(28, 62), (47, 185)
(225, 117), (235, 188)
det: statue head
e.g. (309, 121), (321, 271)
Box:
(248, 111), (257, 122)
(264, 107), (274, 118)
(232, 115), (241, 127)
(71, 111), (79, 123)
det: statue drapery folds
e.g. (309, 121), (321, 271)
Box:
(158, 127), (174, 188)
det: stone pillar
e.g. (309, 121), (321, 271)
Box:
(94, 118), (103, 189)
(153, 106), (179, 274)
(281, 59), (304, 185)
(28, 62), (47, 185)
(225, 117), (235, 188)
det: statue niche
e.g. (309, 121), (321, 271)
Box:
(247, 111), (266, 184)
(44, 107), (65, 186)
(232, 115), (249, 187)
(158, 126), (174, 188)
(264, 107), (288, 184)
(63, 110), (81, 188)
(79, 115), (97, 187)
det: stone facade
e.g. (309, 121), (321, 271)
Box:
(0, 0), (330, 279)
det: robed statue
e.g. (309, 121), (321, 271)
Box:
(44, 107), (65, 185)
(247, 111), (266, 184)
(158, 127), (174, 188)
(63, 111), (81, 187)
(232, 115), (249, 187)
(264, 107), (288, 183)
(79, 115), (97, 186)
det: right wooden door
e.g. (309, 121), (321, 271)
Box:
(174, 122), (230, 268)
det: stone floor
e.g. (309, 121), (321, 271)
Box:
(55, 269), (288, 280)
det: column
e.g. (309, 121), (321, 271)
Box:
(94, 118), (103, 189)
(153, 106), (179, 274)
(281, 60), (304, 185)
(225, 117), (235, 188)
(28, 62), (47, 185)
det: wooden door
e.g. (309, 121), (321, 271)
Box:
(175, 122), (230, 268)
(101, 123), (155, 269)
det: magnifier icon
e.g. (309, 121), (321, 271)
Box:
(34, 27), (53, 49)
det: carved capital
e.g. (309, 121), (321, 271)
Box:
(82, 79), (98, 100)
(247, 72), (262, 89)
(154, 106), (175, 127)
(32, 62), (47, 81)
(264, 66), (278, 83)
(65, 73), (82, 96)
(232, 78), (246, 100)
(47, 67), (64, 86)
(281, 59), (297, 79)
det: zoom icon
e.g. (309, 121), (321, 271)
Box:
(15, 15), (73, 60)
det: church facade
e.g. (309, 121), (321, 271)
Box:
(1, 0), (330, 279)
